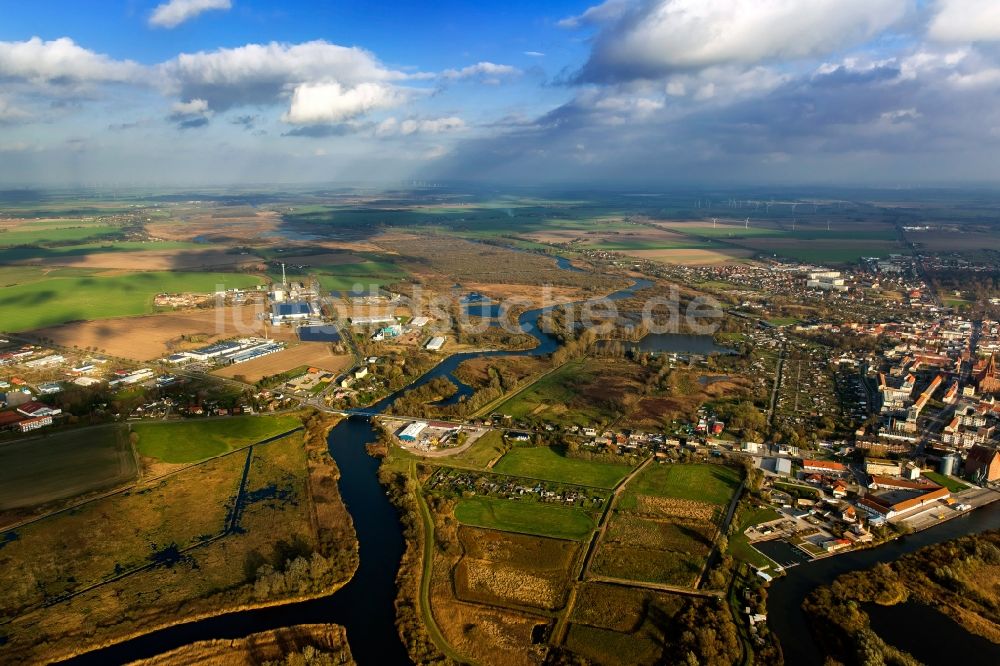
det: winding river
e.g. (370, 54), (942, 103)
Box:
(61, 266), (650, 665)
(59, 259), (1000, 665)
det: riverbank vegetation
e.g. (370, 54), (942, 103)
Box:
(133, 623), (355, 665)
(803, 530), (1000, 665)
(0, 410), (358, 664)
(378, 465), (454, 665)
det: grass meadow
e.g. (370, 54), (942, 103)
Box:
(132, 415), (301, 464)
(492, 445), (633, 488)
(0, 270), (263, 331)
(453, 495), (596, 540)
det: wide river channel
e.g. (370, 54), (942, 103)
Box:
(62, 263), (999, 664)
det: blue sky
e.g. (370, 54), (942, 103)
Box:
(2, 1), (1000, 187)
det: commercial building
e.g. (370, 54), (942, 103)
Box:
(425, 336), (446, 351)
(865, 458), (901, 476)
(398, 421), (428, 442)
(802, 459), (846, 474)
(18, 415), (52, 433)
(858, 486), (950, 519)
(16, 402), (62, 418)
(186, 341), (243, 362)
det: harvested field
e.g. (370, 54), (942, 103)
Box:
(0, 424), (136, 523)
(146, 209), (281, 243)
(904, 230), (1000, 252)
(456, 561), (567, 610)
(735, 237), (901, 263)
(431, 594), (546, 666)
(623, 247), (754, 265)
(591, 541), (706, 587)
(27, 305), (293, 361)
(454, 527), (579, 610)
(132, 624), (354, 666)
(604, 513), (715, 553)
(565, 623), (664, 666)
(213, 343), (352, 382)
(570, 582), (685, 633)
(20, 248), (264, 270)
(635, 496), (717, 521)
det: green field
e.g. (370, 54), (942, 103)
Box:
(132, 415), (301, 464)
(0, 222), (120, 247)
(0, 270), (264, 331)
(493, 445), (633, 488)
(446, 430), (507, 469)
(620, 463), (741, 509)
(727, 505), (781, 569)
(453, 496), (596, 540)
(0, 425), (136, 512)
(922, 471), (971, 493)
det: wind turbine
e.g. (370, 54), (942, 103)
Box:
(712, 217), (718, 229)
(792, 218), (797, 231)
(827, 219), (831, 231)
(745, 217), (750, 230)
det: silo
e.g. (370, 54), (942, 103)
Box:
(939, 454), (957, 477)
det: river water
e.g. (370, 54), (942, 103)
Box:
(766, 502), (1000, 665)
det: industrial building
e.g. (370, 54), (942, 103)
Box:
(425, 336), (445, 351)
(350, 315), (397, 326)
(398, 421), (428, 442)
(271, 301), (313, 324)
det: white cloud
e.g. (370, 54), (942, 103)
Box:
(169, 97), (214, 127)
(150, 0), (232, 29)
(282, 82), (405, 125)
(524, 51), (546, 57)
(558, 0), (632, 28)
(928, 0), (1000, 43)
(442, 62), (520, 80)
(880, 107), (921, 122)
(570, 0), (913, 81)
(377, 116), (465, 136)
(0, 96), (30, 122)
(171, 98), (210, 115)
(161, 40), (410, 110)
(0, 37), (142, 84)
